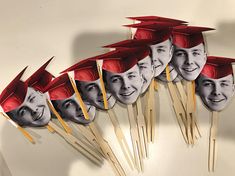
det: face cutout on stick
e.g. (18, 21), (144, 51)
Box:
(76, 79), (116, 110)
(172, 43), (206, 81)
(52, 94), (95, 125)
(150, 39), (174, 77)
(104, 64), (142, 104)
(45, 74), (96, 125)
(9, 87), (51, 127)
(196, 56), (235, 112)
(172, 26), (214, 81)
(197, 74), (235, 112)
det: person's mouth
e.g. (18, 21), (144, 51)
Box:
(98, 95), (112, 103)
(182, 67), (197, 72)
(33, 108), (44, 121)
(120, 91), (135, 97)
(154, 64), (162, 69)
(208, 98), (225, 103)
(162, 68), (174, 75)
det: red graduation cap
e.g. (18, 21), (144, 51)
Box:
(201, 56), (235, 79)
(43, 74), (74, 100)
(98, 48), (145, 73)
(60, 59), (99, 82)
(172, 25), (215, 48)
(0, 67), (28, 112)
(126, 16), (187, 24)
(124, 21), (181, 44)
(103, 39), (152, 48)
(25, 57), (54, 92)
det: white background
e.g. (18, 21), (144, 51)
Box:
(0, 0), (235, 176)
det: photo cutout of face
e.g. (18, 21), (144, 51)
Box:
(53, 94), (95, 125)
(157, 62), (181, 82)
(76, 79), (116, 110)
(150, 39), (173, 77)
(172, 43), (206, 81)
(105, 64), (143, 104)
(197, 74), (235, 111)
(8, 87), (51, 127)
(138, 55), (154, 93)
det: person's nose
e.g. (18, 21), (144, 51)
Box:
(184, 53), (194, 65)
(121, 77), (131, 90)
(30, 105), (39, 116)
(212, 84), (222, 96)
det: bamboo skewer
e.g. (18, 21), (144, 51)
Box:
(48, 121), (103, 166)
(75, 124), (104, 156)
(145, 79), (157, 143)
(107, 109), (135, 170)
(136, 97), (148, 158)
(89, 122), (126, 176)
(0, 112), (35, 144)
(209, 111), (218, 172)
(127, 104), (143, 172)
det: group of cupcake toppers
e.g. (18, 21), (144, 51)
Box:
(0, 15), (234, 176)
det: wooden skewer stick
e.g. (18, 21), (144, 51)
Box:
(185, 81), (195, 145)
(127, 104), (143, 172)
(209, 111), (218, 172)
(89, 122), (126, 176)
(175, 81), (201, 139)
(145, 79), (157, 143)
(136, 97), (149, 158)
(76, 124), (104, 156)
(0, 112), (35, 144)
(48, 121), (103, 166)
(107, 109), (135, 170)
(165, 66), (188, 144)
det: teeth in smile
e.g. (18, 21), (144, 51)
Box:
(210, 99), (224, 103)
(120, 92), (134, 96)
(183, 68), (196, 72)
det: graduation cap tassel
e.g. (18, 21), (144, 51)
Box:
(0, 112), (35, 144)
(209, 111), (218, 172)
(46, 99), (72, 134)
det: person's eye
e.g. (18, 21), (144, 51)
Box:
(175, 51), (186, 57)
(29, 97), (35, 103)
(111, 77), (120, 83)
(203, 82), (214, 87)
(65, 102), (72, 108)
(19, 108), (26, 117)
(139, 65), (147, 69)
(192, 51), (200, 56)
(128, 74), (136, 79)
(221, 82), (229, 87)
(87, 85), (96, 92)
(157, 48), (165, 53)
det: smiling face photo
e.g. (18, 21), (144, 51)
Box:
(138, 55), (154, 93)
(104, 65), (142, 104)
(76, 79), (116, 110)
(172, 43), (206, 81)
(8, 87), (51, 127)
(150, 39), (173, 77)
(53, 94), (95, 125)
(197, 74), (235, 111)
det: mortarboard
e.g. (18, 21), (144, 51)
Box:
(91, 48), (147, 73)
(124, 21), (183, 45)
(61, 59), (99, 82)
(43, 74), (74, 100)
(26, 57), (54, 92)
(126, 16), (187, 24)
(0, 67), (28, 112)
(201, 56), (235, 79)
(172, 25), (215, 48)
